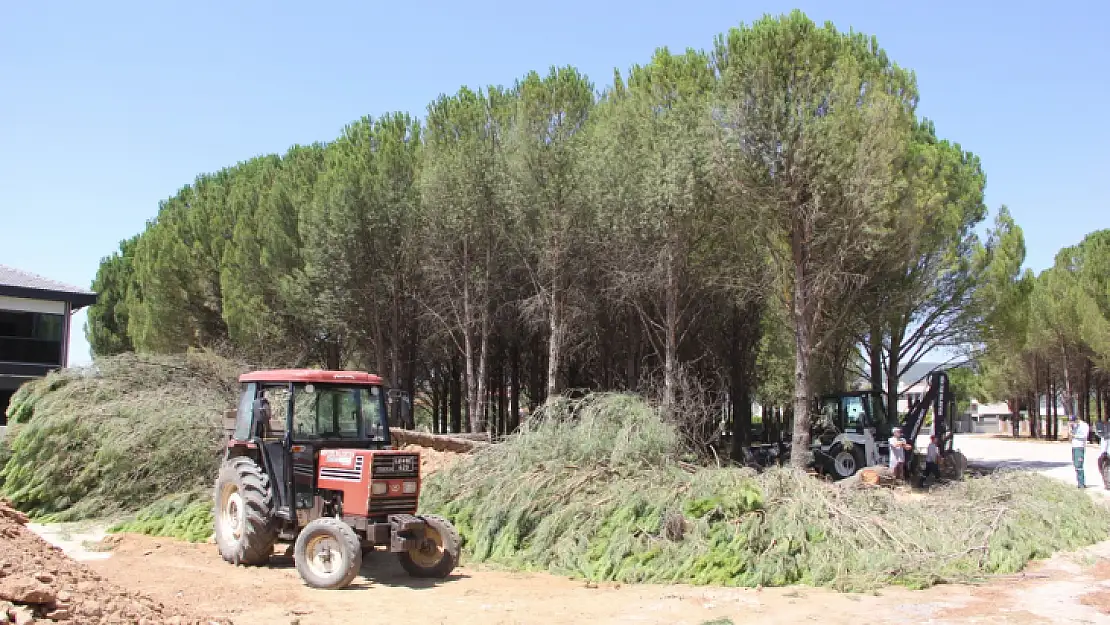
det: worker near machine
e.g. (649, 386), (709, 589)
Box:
(918, 434), (941, 488)
(1069, 414), (1089, 489)
(888, 427), (912, 481)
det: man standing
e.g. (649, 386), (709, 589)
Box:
(1069, 415), (1089, 489)
(918, 434), (942, 488)
(889, 427), (912, 481)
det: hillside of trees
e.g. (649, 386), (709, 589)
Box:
(84, 11), (1106, 465)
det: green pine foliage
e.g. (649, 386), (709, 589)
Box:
(0, 352), (243, 521)
(109, 492), (214, 543)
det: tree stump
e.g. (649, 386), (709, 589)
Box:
(859, 465), (896, 486)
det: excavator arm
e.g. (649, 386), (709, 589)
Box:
(899, 370), (954, 453)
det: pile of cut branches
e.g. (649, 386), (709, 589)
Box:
(421, 393), (1110, 590)
(1, 351), (244, 521)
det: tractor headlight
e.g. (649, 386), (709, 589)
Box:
(371, 481), (388, 496)
(402, 480), (418, 494)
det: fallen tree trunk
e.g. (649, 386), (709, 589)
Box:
(391, 429), (489, 453)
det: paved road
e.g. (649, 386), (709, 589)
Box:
(943, 433), (1110, 494)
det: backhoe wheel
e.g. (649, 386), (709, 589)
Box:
(399, 514), (461, 579)
(829, 444), (864, 480)
(294, 518), (363, 589)
(213, 457), (278, 566)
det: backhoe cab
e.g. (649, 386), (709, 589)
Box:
(811, 390), (892, 479)
(214, 369), (460, 590)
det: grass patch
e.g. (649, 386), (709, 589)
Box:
(422, 393), (1110, 591)
(0, 351), (243, 521)
(109, 492), (214, 543)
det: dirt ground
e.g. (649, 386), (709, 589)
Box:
(51, 531), (1106, 625)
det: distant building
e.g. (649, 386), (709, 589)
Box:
(0, 265), (97, 427)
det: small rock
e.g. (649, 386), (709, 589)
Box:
(44, 608), (70, 620)
(0, 576), (55, 604)
(290, 607), (312, 615)
(32, 573), (53, 585)
(79, 601), (102, 618)
(10, 606), (34, 625)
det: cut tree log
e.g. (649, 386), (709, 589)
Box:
(859, 465), (896, 486)
(390, 429), (489, 453)
(838, 465), (896, 489)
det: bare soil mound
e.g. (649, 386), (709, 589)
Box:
(0, 499), (229, 624)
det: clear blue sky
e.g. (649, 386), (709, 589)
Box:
(2, 1), (1106, 366)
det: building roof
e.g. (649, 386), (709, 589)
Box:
(239, 369), (385, 386)
(0, 265), (98, 309)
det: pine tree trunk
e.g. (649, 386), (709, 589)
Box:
(869, 321), (884, 396)
(449, 359), (462, 434)
(546, 292), (563, 403)
(510, 341), (521, 433)
(474, 308), (489, 433)
(886, 332), (902, 425)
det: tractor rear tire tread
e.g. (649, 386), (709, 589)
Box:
(294, 517), (363, 589)
(213, 457), (278, 566)
(399, 514), (461, 579)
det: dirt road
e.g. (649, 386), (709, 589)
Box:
(38, 531), (1098, 625)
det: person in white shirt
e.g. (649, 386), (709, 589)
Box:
(918, 434), (941, 488)
(888, 427), (912, 481)
(1069, 414), (1089, 489)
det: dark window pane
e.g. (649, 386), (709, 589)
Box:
(0, 311), (64, 365)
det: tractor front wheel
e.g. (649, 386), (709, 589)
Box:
(294, 518), (363, 589)
(213, 457), (278, 566)
(398, 515), (461, 579)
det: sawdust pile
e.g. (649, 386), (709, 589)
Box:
(401, 445), (462, 476)
(0, 499), (230, 624)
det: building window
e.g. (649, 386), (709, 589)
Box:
(0, 310), (64, 365)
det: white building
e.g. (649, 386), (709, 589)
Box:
(1, 265), (97, 431)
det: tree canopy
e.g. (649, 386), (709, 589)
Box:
(87, 11), (1057, 459)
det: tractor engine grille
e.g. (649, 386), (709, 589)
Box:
(372, 453), (419, 478)
(369, 496), (418, 516)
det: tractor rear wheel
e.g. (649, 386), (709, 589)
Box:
(294, 518), (363, 589)
(213, 457), (278, 566)
(398, 514), (461, 578)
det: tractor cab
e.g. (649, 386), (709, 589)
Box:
(216, 369), (459, 590)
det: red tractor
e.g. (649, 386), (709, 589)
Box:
(214, 369), (460, 589)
